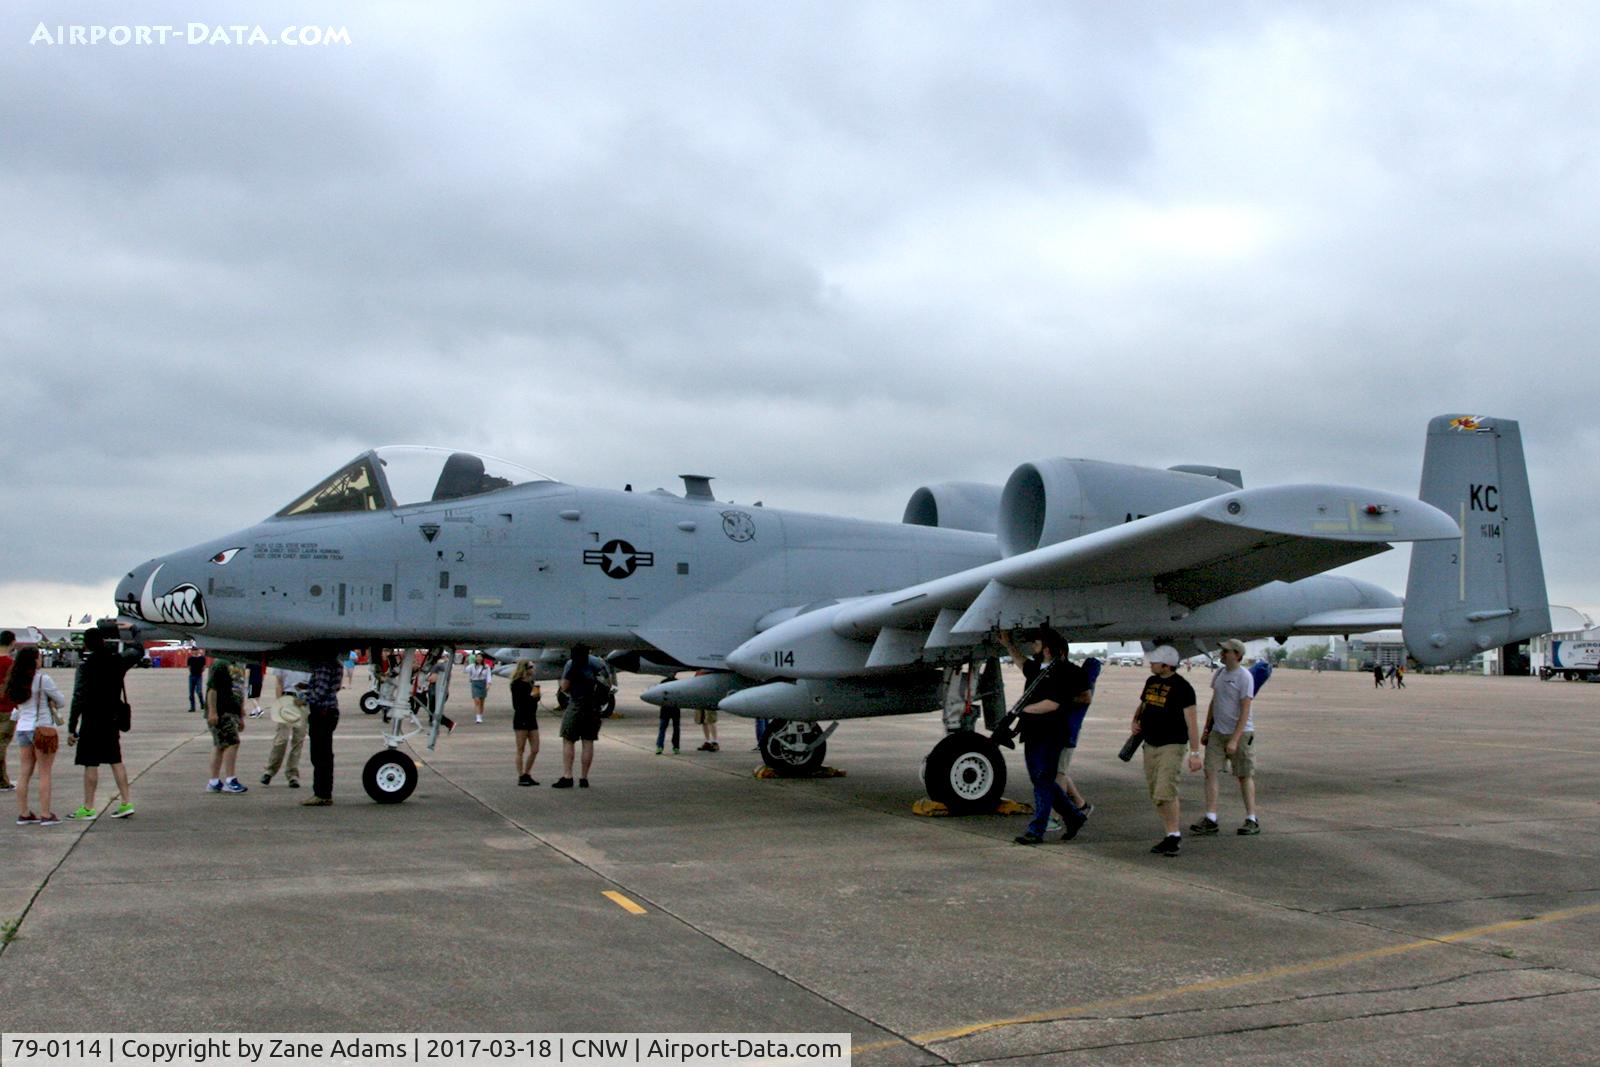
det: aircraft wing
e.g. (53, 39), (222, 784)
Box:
(727, 484), (1458, 679)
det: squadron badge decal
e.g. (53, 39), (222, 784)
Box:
(1449, 416), (1493, 433)
(584, 539), (655, 579)
(721, 510), (756, 543)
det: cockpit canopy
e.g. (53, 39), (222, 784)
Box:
(276, 446), (554, 517)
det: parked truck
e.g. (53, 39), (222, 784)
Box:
(1538, 641), (1600, 681)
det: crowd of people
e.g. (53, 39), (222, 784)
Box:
(999, 630), (1264, 857)
(10, 624), (1276, 852)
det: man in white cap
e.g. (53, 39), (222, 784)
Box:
(1192, 638), (1259, 837)
(1130, 645), (1200, 855)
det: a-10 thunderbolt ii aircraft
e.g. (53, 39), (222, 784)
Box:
(114, 414), (1547, 805)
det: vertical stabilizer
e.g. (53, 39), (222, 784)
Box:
(1404, 415), (1549, 665)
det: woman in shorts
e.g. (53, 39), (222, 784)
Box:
(509, 660), (541, 786)
(9, 647), (67, 826)
(467, 653), (492, 724)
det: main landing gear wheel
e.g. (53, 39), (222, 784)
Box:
(599, 691), (617, 717)
(923, 732), (1007, 813)
(362, 749), (418, 804)
(359, 690), (382, 715)
(760, 719), (826, 777)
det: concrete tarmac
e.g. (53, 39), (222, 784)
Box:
(2, 665), (1598, 1064)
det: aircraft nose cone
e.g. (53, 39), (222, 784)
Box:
(114, 564), (153, 620)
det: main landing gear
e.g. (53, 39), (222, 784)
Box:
(919, 657), (1010, 813)
(921, 732), (1008, 813)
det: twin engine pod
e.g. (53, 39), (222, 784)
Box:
(905, 460), (1244, 555)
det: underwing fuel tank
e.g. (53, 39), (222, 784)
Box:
(718, 674), (942, 722)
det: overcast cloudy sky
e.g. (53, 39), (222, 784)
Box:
(3, 1), (1596, 629)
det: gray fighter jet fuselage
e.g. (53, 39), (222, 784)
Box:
(114, 454), (1399, 670)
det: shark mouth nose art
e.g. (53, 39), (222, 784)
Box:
(118, 564), (208, 627)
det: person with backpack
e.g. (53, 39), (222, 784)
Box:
(1000, 628), (1090, 845)
(553, 643), (601, 789)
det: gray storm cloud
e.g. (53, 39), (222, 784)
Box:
(2, 1), (1596, 619)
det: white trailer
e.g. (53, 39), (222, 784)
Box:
(1538, 641), (1600, 681)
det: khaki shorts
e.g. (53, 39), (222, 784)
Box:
(1205, 730), (1255, 778)
(1143, 743), (1184, 804)
(695, 709), (718, 725)
(1057, 744), (1076, 776)
(560, 705), (600, 743)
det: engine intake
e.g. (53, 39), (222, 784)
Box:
(998, 459), (1237, 557)
(902, 481), (1003, 535)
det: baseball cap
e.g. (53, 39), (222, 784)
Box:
(1218, 638), (1247, 656)
(1147, 645), (1181, 667)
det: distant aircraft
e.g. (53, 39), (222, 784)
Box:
(113, 415), (1547, 806)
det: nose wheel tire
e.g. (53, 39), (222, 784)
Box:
(362, 749), (418, 804)
(760, 719), (826, 777)
(923, 732), (1007, 813)
(359, 690), (382, 715)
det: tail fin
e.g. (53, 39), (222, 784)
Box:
(1404, 415), (1549, 665)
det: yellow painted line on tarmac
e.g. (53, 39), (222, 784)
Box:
(852, 901), (1600, 1055)
(603, 891), (648, 915)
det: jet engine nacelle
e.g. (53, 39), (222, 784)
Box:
(998, 459), (1238, 557)
(902, 481), (1004, 535)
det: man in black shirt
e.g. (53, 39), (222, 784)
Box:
(1131, 645), (1200, 856)
(1002, 629), (1091, 845)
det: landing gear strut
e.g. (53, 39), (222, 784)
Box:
(360, 646), (453, 804)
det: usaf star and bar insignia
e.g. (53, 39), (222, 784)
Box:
(584, 539), (655, 579)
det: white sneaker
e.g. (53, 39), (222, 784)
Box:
(475, 715), (483, 723)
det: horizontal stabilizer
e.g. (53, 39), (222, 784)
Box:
(1291, 608), (1404, 635)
